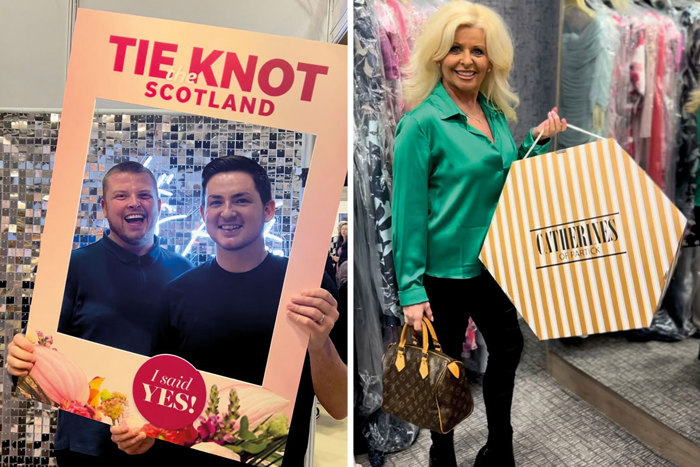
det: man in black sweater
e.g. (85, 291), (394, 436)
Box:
(7, 162), (192, 466)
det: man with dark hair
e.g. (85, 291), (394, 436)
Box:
(200, 155), (273, 205)
(111, 155), (347, 465)
(7, 161), (192, 466)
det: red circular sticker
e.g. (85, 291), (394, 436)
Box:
(132, 354), (207, 430)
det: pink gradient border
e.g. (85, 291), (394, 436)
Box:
(27, 8), (346, 428)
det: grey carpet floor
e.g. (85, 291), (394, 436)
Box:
(355, 322), (677, 466)
(550, 331), (700, 446)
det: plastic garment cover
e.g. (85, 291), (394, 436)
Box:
(463, 318), (488, 383)
(627, 7), (682, 195)
(651, 245), (699, 340)
(354, 0), (419, 458)
(354, 0), (402, 322)
(647, 5), (700, 340)
(675, 6), (700, 218)
(567, 1), (681, 196)
(559, 7), (615, 147)
(559, 2), (697, 340)
(646, 10), (682, 195)
(604, 9), (639, 154)
(360, 409), (420, 459)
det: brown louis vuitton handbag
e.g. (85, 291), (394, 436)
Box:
(382, 317), (473, 434)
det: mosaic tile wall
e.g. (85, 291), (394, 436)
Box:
(0, 112), (306, 466)
(80, 114), (304, 259)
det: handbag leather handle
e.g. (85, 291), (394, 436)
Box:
(397, 319), (428, 351)
(421, 317), (443, 352)
(422, 318), (462, 379)
(392, 318), (462, 382)
(397, 320), (413, 349)
(396, 318), (443, 350)
(395, 318), (428, 374)
(395, 319), (434, 379)
(397, 317), (443, 352)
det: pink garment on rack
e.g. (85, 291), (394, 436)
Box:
(648, 21), (665, 188)
(464, 318), (478, 353)
(626, 19), (647, 159)
(379, 33), (401, 80)
(630, 29), (646, 95)
(376, 0), (413, 81)
(385, 0), (411, 67)
(606, 13), (633, 152)
(640, 12), (660, 141)
(649, 16), (682, 193)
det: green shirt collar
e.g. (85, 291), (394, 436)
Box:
(429, 81), (498, 121)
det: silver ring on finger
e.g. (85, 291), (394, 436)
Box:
(317, 314), (325, 325)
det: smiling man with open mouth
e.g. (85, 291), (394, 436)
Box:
(6, 161), (193, 465)
(101, 167), (162, 256)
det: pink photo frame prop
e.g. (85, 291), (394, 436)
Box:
(23, 9), (346, 461)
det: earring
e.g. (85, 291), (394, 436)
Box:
(487, 68), (492, 72)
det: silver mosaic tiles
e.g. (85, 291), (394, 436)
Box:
(80, 113), (304, 260)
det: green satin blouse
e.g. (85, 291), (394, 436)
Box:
(392, 82), (551, 306)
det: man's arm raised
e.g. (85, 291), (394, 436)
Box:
(287, 288), (347, 419)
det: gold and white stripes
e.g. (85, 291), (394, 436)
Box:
(479, 139), (687, 340)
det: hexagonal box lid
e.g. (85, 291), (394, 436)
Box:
(479, 139), (687, 340)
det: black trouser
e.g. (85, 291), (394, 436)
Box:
(424, 272), (524, 449)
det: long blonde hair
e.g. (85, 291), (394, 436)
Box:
(684, 86), (700, 114)
(403, 1), (519, 121)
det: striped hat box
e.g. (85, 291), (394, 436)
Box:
(479, 138), (687, 340)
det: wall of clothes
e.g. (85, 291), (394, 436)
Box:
(559, 0), (700, 340)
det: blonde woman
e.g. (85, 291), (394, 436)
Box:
(391, 2), (566, 466)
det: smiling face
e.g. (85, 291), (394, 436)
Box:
(201, 171), (275, 260)
(101, 172), (161, 255)
(439, 26), (489, 100)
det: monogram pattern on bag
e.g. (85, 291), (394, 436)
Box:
(382, 342), (473, 433)
(437, 363), (474, 431)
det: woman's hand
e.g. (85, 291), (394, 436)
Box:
(533, 107), (567, 139)
(403, 302), (433, 332)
